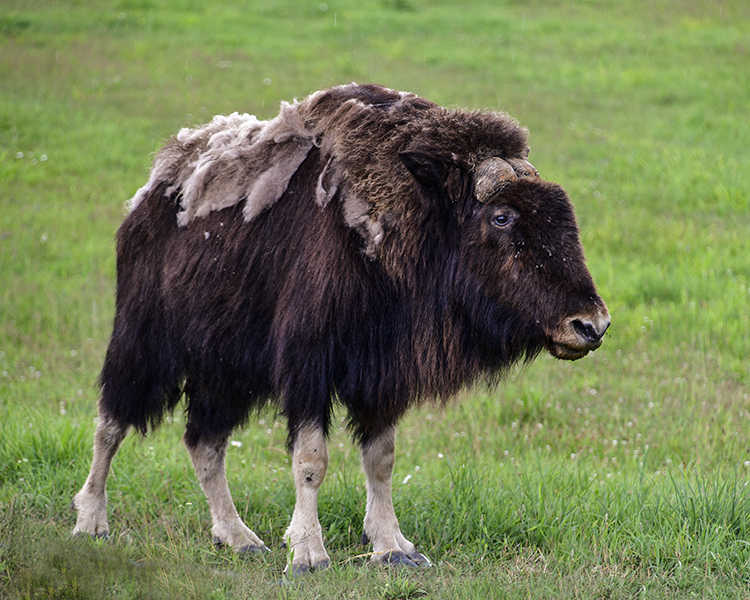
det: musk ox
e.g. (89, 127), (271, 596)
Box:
(72, 83), (610, 574)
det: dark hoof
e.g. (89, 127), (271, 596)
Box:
(313, 559), (331, 571)
(410, 552), (432, 567)
(214, 537), (270, 554)
(238, 544), (270, 554)
(284, 559), (330, 579)
(381, 551), (418, 568)
(289, 563), (309, 577)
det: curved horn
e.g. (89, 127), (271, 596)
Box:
(506, 158), (539, 179)
(474, 158), (517, 203)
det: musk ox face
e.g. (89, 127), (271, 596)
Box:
(470, 175), (609, 360)
(400, 150), (609, 364)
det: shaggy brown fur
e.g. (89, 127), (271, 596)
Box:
(73, 83), (609, 569)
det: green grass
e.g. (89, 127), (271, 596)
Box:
(2, 0), (750, 597)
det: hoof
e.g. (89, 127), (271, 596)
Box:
(381, 551), (418, 568)
(408, 551), (432, 567)
(313, 559), (331, 571)
(285, 559), (330, 578)
(238, 544), (270, 554)
(378, 550), (431, 568)
(213, 537), (269, 554)
(289, 563), (309, 577)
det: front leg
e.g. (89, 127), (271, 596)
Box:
(284, 423), (331, 576)
(361, 426), (431, 567)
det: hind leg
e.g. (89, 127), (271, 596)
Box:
(361, 425), (430, 566)
(184, 433), (268, 552)
(72, 404), (128, 538)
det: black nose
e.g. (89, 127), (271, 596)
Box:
(572, 318), (609, 344)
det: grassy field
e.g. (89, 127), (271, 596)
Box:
(1, 0), (750, 597)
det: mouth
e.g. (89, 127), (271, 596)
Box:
(545, 310), (610, 361)
(545, 338), (601, 361)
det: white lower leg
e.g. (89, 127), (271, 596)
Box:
(185, 436), (266, 551)
(72, 412), (128, 538)
(362, 426), (430, 566)
(284, 424), (330, 574)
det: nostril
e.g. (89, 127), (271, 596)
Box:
(572, 319), (602, 343)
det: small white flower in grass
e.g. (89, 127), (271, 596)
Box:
(745, 461), (750, 467)
(437, 453), (444, 459)
(41, 233), (48, 243)
(414, 465), (420, 472)
(402, 474), (412, 484)
(230, 440), (242, 448)
(570, 453), (576, 460)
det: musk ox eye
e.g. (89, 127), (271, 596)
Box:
(492, 209), (517, 229)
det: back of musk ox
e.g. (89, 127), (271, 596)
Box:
(72, 83), (610, 574)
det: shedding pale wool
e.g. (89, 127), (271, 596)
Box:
(125, 83), (531, 256)
(128, 101), (317, 227)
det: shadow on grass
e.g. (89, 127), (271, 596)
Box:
(0, 498), (233, 600)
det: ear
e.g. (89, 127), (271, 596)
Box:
(400, 151), (467, 203)
(399, 151), (446, 192)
